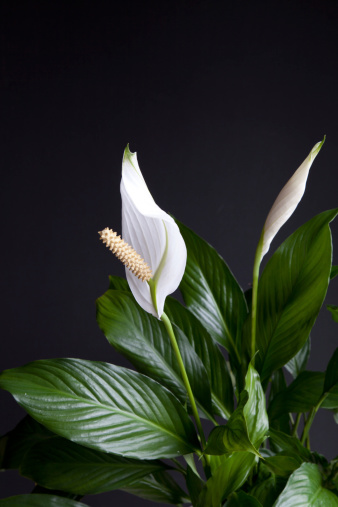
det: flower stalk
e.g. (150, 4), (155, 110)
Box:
(160, 311), (206, 450)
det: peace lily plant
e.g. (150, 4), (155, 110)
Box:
(1, 140), (338, 507)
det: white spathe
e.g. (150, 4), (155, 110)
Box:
(260, 138), (325, 261)
(121, 145), (187, 318)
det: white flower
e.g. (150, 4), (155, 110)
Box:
(260, 138), (325, 261)
(120, 145), (187, 318)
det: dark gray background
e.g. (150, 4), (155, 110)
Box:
(1, 0), (337, 505)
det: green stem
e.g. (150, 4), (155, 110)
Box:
(300, 393), (328, 445)
(161, 312), (206, 449)
(291, 412), (302, 437)
(251, 233), (263, 366)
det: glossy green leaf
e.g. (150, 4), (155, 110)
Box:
(225, 491), (263, 506)
(285, 336), (311, 378)
(243, 363), (268, 448)
(254, 209), (338, 381)
(0, 359), (199, 459)
(205, 391), (261, 458)
(176, 219), (248, 368)
(327, 305), (338, 323)
(197, 452), (256, 507)
(20, 437), (167, 494)
(274, 463), (338, 506)
(324, 348), (338, 395)
(96, 289), (213, 418)
(0, 496), (88, 507)
(269, 371), (338, 420)
(122, 471), (189, 504)
(0, 416), (53, 470)
(330, 266), (338, 280)
(165, 296), (234, 418)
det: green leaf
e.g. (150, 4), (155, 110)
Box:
(264, 455), (301, 477)
(0, 359), (199, 459)
(108, 275), (130, 291)
(269, 370), (290, 434)
(250, 468), (286, 507)
(96, 289), (213, 418)
(268, 429), (312, 462)
(186, 465), (205, 507)
(274, 462), (338, 506)
(327, 305), (338, 323)
(0, 416), (54, 470)
(165, 296), (234, 418)
(20, 437), (168, 495)
(243, 363), (268, 448)
(197, 452), (256, 507)
(122, 471), (189, 504)
(285, 336), (311, 378)
(0, 495), (89, 507)
(176, 219), (248, 368)
(324, 348), (338, 395)
(205, 391), (261, 458)
(225, 491), (263, 506)
(330, 266), (338, 280)
(269, 371), (338, 420)
(254, 209), (338, 382)
(323, 347), (338, 400)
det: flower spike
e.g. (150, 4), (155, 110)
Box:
(98, 228), (152, 282)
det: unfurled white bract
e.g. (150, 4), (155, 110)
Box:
(260, 138), (325, 262)
(121, 145), (187, 318)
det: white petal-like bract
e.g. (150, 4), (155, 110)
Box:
(260, 138), (325, 261)
(121, 145), (187, 318)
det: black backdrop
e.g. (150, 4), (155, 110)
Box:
(1, 1), (337, 505)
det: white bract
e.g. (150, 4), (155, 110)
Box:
(260, 138), (325, 262)
(121, 145), (187, 318)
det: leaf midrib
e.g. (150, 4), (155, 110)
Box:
(9, 378), (195, 450)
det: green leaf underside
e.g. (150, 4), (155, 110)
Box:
(254, 209), (338, 382)
(165, 296), (234, 418)
(205, 391), (261, 458)
(268, 371), (338, 420)
(225, 491), (263, 506)
(0, 359), (199, 459)
(0, 496), (89, 507)
(198, 452), (256, 507)
(285, 336), (311, 378)
(176, 219), (248, 367)
(274, 463), (338, 506)
(0, 416), (54, 470)
(96, 289), (213, 418)
(122, 471), (189, 504)
(20, 437), (167, 495)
